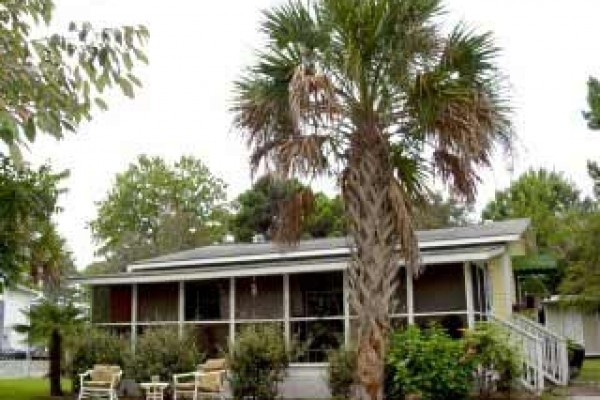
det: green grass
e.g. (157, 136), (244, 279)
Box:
(0, 378), (70, 400)
(575, 358), (600, 383)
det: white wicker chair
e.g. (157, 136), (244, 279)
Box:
(173, 358), (227, 400)
(78, 364), (122, 400)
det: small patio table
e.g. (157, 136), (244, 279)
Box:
(140, 381), (169, 400)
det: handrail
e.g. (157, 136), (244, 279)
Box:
(512, 314), (569, 386)
(513, 314), (567, 342)
(489, 314), (545, 394)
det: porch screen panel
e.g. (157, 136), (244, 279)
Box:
(415, 314), (467, 338)
(91, 285), (131, 323)
(235, 276), (283, 320)
(138, 283), (178, 322)
(413, 263), (466, 312)
(290, 271), (343, 317)
(185, 279), (229, 321)
(292, 320), (343, 362)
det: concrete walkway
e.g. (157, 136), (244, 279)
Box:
(570, 396), (600, 399)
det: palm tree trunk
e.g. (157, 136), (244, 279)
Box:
(343, 129), (400, 400)
(49, 328), (63, 397)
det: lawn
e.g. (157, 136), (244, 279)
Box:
(575, 358), (600, 383)
(0, 378), (70, 400)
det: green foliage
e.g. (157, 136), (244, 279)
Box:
(482, 169), (584, 249)
(386, 326), (476, 400)
(15, 289), (86, 396)
(326, 345), (357, 400)
(127, 327), (201, 383)
(558, 211), (600, 309)
(70, 328), (130, 390)
(465, 323), (522, 397)
(89, 155), (228, 272)
(0, 0), (148, 157)
(414, 192), (473, 229)
(228, 325), (289, 400)
(0, 155), (70, 283)
(584, 76), (600, 130)
(231, 174), (346, 242)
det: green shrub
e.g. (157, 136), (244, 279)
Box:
(70, 328), (130, 390)
(127, 326), (202, 382)
(228, 324), (289, 400)
(386, 325), (476, 400)
(327, 345), (357, 400)
(465, 323), (522, 398)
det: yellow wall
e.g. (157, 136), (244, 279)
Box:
(489, 254), (514, 319)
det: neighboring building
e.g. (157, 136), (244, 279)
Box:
(543, 296), (600, 356)
(74, 219), (558, 397)
(0, 285), (40, 351)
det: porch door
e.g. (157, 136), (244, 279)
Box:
(582, 311), (600, 356)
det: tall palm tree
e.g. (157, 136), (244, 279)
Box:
(232, 0), (512, 399)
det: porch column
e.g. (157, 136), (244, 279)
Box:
(501, 252), (513, 317)
(178, 281), (184, 337)
(131, 283), (138, 352)
(343, 269), (350, 346)
(406, 266), (414, 325)
(229, 277), (236, 349)
(463, 262), (475, 328)
(283, 274), (290, 347)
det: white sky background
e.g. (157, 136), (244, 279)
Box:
(28, 0), (600, 269)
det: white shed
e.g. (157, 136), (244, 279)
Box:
(0, 285), (41, 351)
(543, 296), (600, 357)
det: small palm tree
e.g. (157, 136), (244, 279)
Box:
(232, 0), (512, 399)
(15, 289), (85, 396)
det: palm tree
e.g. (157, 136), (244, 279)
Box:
(233, 0), (512, 398)
(15, 289), (85, 396)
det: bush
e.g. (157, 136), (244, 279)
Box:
(127, 326), (202, 382)
(465, 323), (522, 398)
(228, 324), (289, 400)
(70, 328), (130, 390)
(327, 345), (357, 400)
(386, 325), (476, 400)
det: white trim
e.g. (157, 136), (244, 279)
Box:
(283, 274), (290, 347)
(229, 277), (235, 348)
(501, 252), (513, 317)
(406, 266), (414, 325)
(342, 270), (350, 346)
(131, 284), (138, 351)
(178, 281), (184, 338)
(127, 236), (518, 272)
(75, 247), (506, 286)
(464, 262), (474, 328)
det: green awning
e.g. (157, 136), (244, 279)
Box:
(513, 253), (557, 274)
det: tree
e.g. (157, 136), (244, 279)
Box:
(0, 0), (148, 157)
(413, 192), (472, 229)
(583, 76), (600, 130)
(558, 211), (600, 309)
(89, 155), (228, 271)
(0, 155), (69, 283)
(15, 287), (86, 396)
(232, 1), (512, 398)
(587, 160), (600, 200)
(230, 174), (346, 241)
(482, 169), (584, 249)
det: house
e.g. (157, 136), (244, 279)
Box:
(543, 296), (600, 356)
(0, 284), (40, 352)
(75, 218), (572, 396)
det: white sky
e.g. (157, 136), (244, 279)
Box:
(28, 0), (600, 269)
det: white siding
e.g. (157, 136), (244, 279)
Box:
(2, 289), (38, 351)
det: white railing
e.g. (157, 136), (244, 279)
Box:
(490, 315), (545, 394)
(512, 314), (569, 386)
